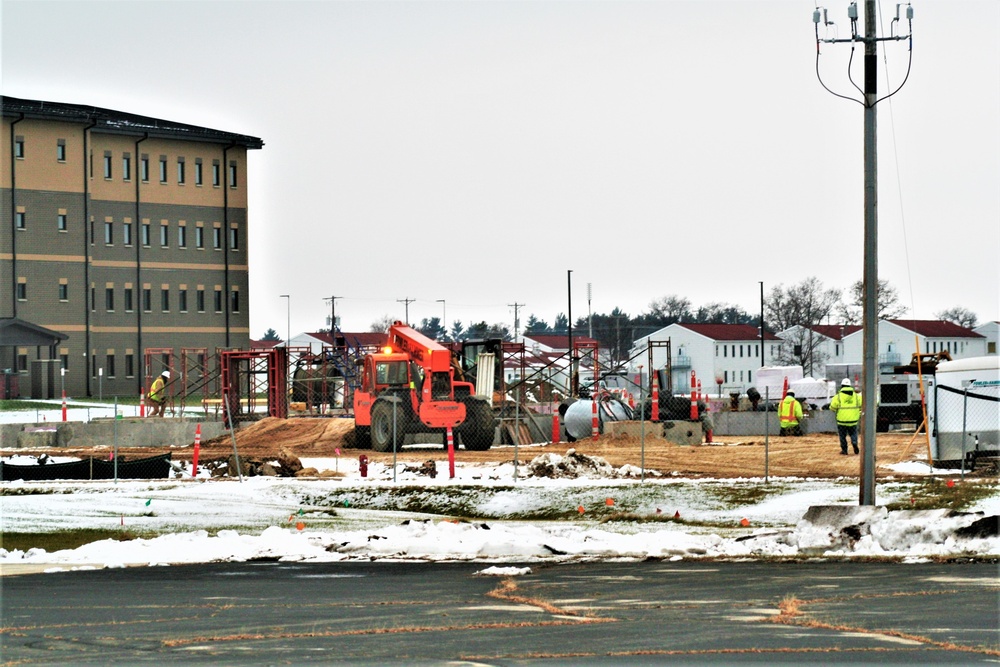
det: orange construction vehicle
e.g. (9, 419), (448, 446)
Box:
(352, 321), (495, 452)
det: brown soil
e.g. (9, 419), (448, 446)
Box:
(4, 416), (948, 479)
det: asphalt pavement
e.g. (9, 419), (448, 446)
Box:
(1, 560), (997, 665)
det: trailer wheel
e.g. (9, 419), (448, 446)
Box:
(459, 397), (495, 451)
(371, 400), (402, 452)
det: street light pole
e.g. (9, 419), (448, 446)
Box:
(280, 295), (290, 346)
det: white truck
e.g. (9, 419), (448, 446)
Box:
(928, 355), (1000, 466)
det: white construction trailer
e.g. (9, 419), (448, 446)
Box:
(928, 356), (1000, 464)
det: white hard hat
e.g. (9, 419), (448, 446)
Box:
(841, 378), (852, 387)
(161, 370), (170, 378)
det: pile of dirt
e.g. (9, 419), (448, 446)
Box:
(197, 417), (356, 460)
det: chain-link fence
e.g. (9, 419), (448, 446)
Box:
(932, 379), (999, 469)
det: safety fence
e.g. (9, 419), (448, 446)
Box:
(0, 453), (172, 481)
(932, 381), (999, 469)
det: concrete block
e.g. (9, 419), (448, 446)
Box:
(801, 505), (886, 529)
(660, 420), (703, 446)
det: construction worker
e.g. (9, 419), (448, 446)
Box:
(147, 370), (169, 418)
(830, 378), (862, 455)
(779, 390), (803, 436)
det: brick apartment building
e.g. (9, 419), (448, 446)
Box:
(1, 96), (263, 398)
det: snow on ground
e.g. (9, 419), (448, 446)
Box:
(2, 452), (997, 572)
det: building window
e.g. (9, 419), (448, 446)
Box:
(91, 286), (96, 311)
(123, 222), (132, 246)
(57, 140), (66, 161)
(18, 353), (28, 373)
(197, 289), (206, 312)
(15, 212), (25, 229)
(177, 159), (186, 184)
(106, 354), (116, 378)
(141, 223), (151, 246)
(124, 288), (134, 312)
(105, 288), (115, 311)
(91, 355), (97, 379)
(195, 159), (203, 185)
(125, 354), (134, 378)
(229, 226), (239, 251)
(179, 289), (188, 312)
(161, 289), (170, 312)
(103, 152), (112, 179)
(195, 226), (204, 249)
(123, 154), (131, 181)
(60, 354), (69, 371)
(57, 214), (68, 231)
(231, 289), (240, 313)
(160, 223), (169, 247)
(214, 289), (223, 313)
(159, 156), (168, 183)
(212, 161), (221, 187)
(213, 227), (222, 250)
(58, 283), (68, 301)
(104, 222), (113, 245)
(16, 282), (27, 301)
(142, 288), (152, 312)
(724, 370), (728, 383)
(748, 370), (752, 382)
(178, 225), (187, 248)
(228, 162), (238, 188)
(14, 137), (24, 158)
(739, 345), (744, 358)
(141, 155), (149, 182)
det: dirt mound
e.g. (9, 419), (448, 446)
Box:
(197, 417), (356, 460)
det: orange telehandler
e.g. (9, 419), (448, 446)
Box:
(352, 321), (495, 452)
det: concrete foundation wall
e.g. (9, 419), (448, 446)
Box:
(604, 420), (703, 446)
(0, 419), (228, 450)
(710, 410), (836, 436)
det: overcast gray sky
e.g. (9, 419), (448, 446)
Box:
(4, 0), (997, 337)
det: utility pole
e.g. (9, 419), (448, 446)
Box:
(814, 1), (913, 505)
(324, 296), (341, 337)
(509, 302), (525, 338)
(397, 297), (415, 326)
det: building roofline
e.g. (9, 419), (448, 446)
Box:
(1, 95), (263, 149)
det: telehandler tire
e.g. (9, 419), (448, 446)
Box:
(459, 397), (495, 451)
(371, 400), (402, 452)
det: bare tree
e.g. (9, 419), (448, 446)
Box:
(935, 306), (979, 329)
(766, 277), (841, 332)
(838, 279), (907, 325)
(766, 278), (841, 376)
(369, 315), (395, 333)
(648, 295), (692, 323)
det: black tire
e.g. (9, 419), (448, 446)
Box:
(371, 400), (402, 452)
(459, 397), (495, 451)
(353, 426), (371, 449)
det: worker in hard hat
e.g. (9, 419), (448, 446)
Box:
(147, 370), (170, 418)
(830, 378), (862, 455)
(778, 390), (803, 436)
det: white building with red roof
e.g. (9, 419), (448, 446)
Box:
(842, 319), (987, 369)
(630, 323), (781, 394)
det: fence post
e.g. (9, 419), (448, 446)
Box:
(764, 386), (770, 483)
(961, 387), (968, 480)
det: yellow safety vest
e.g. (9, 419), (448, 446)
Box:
(779, 395), (802, 426)
(149, 377), (165, 402)
(830, 389), (862, 426)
